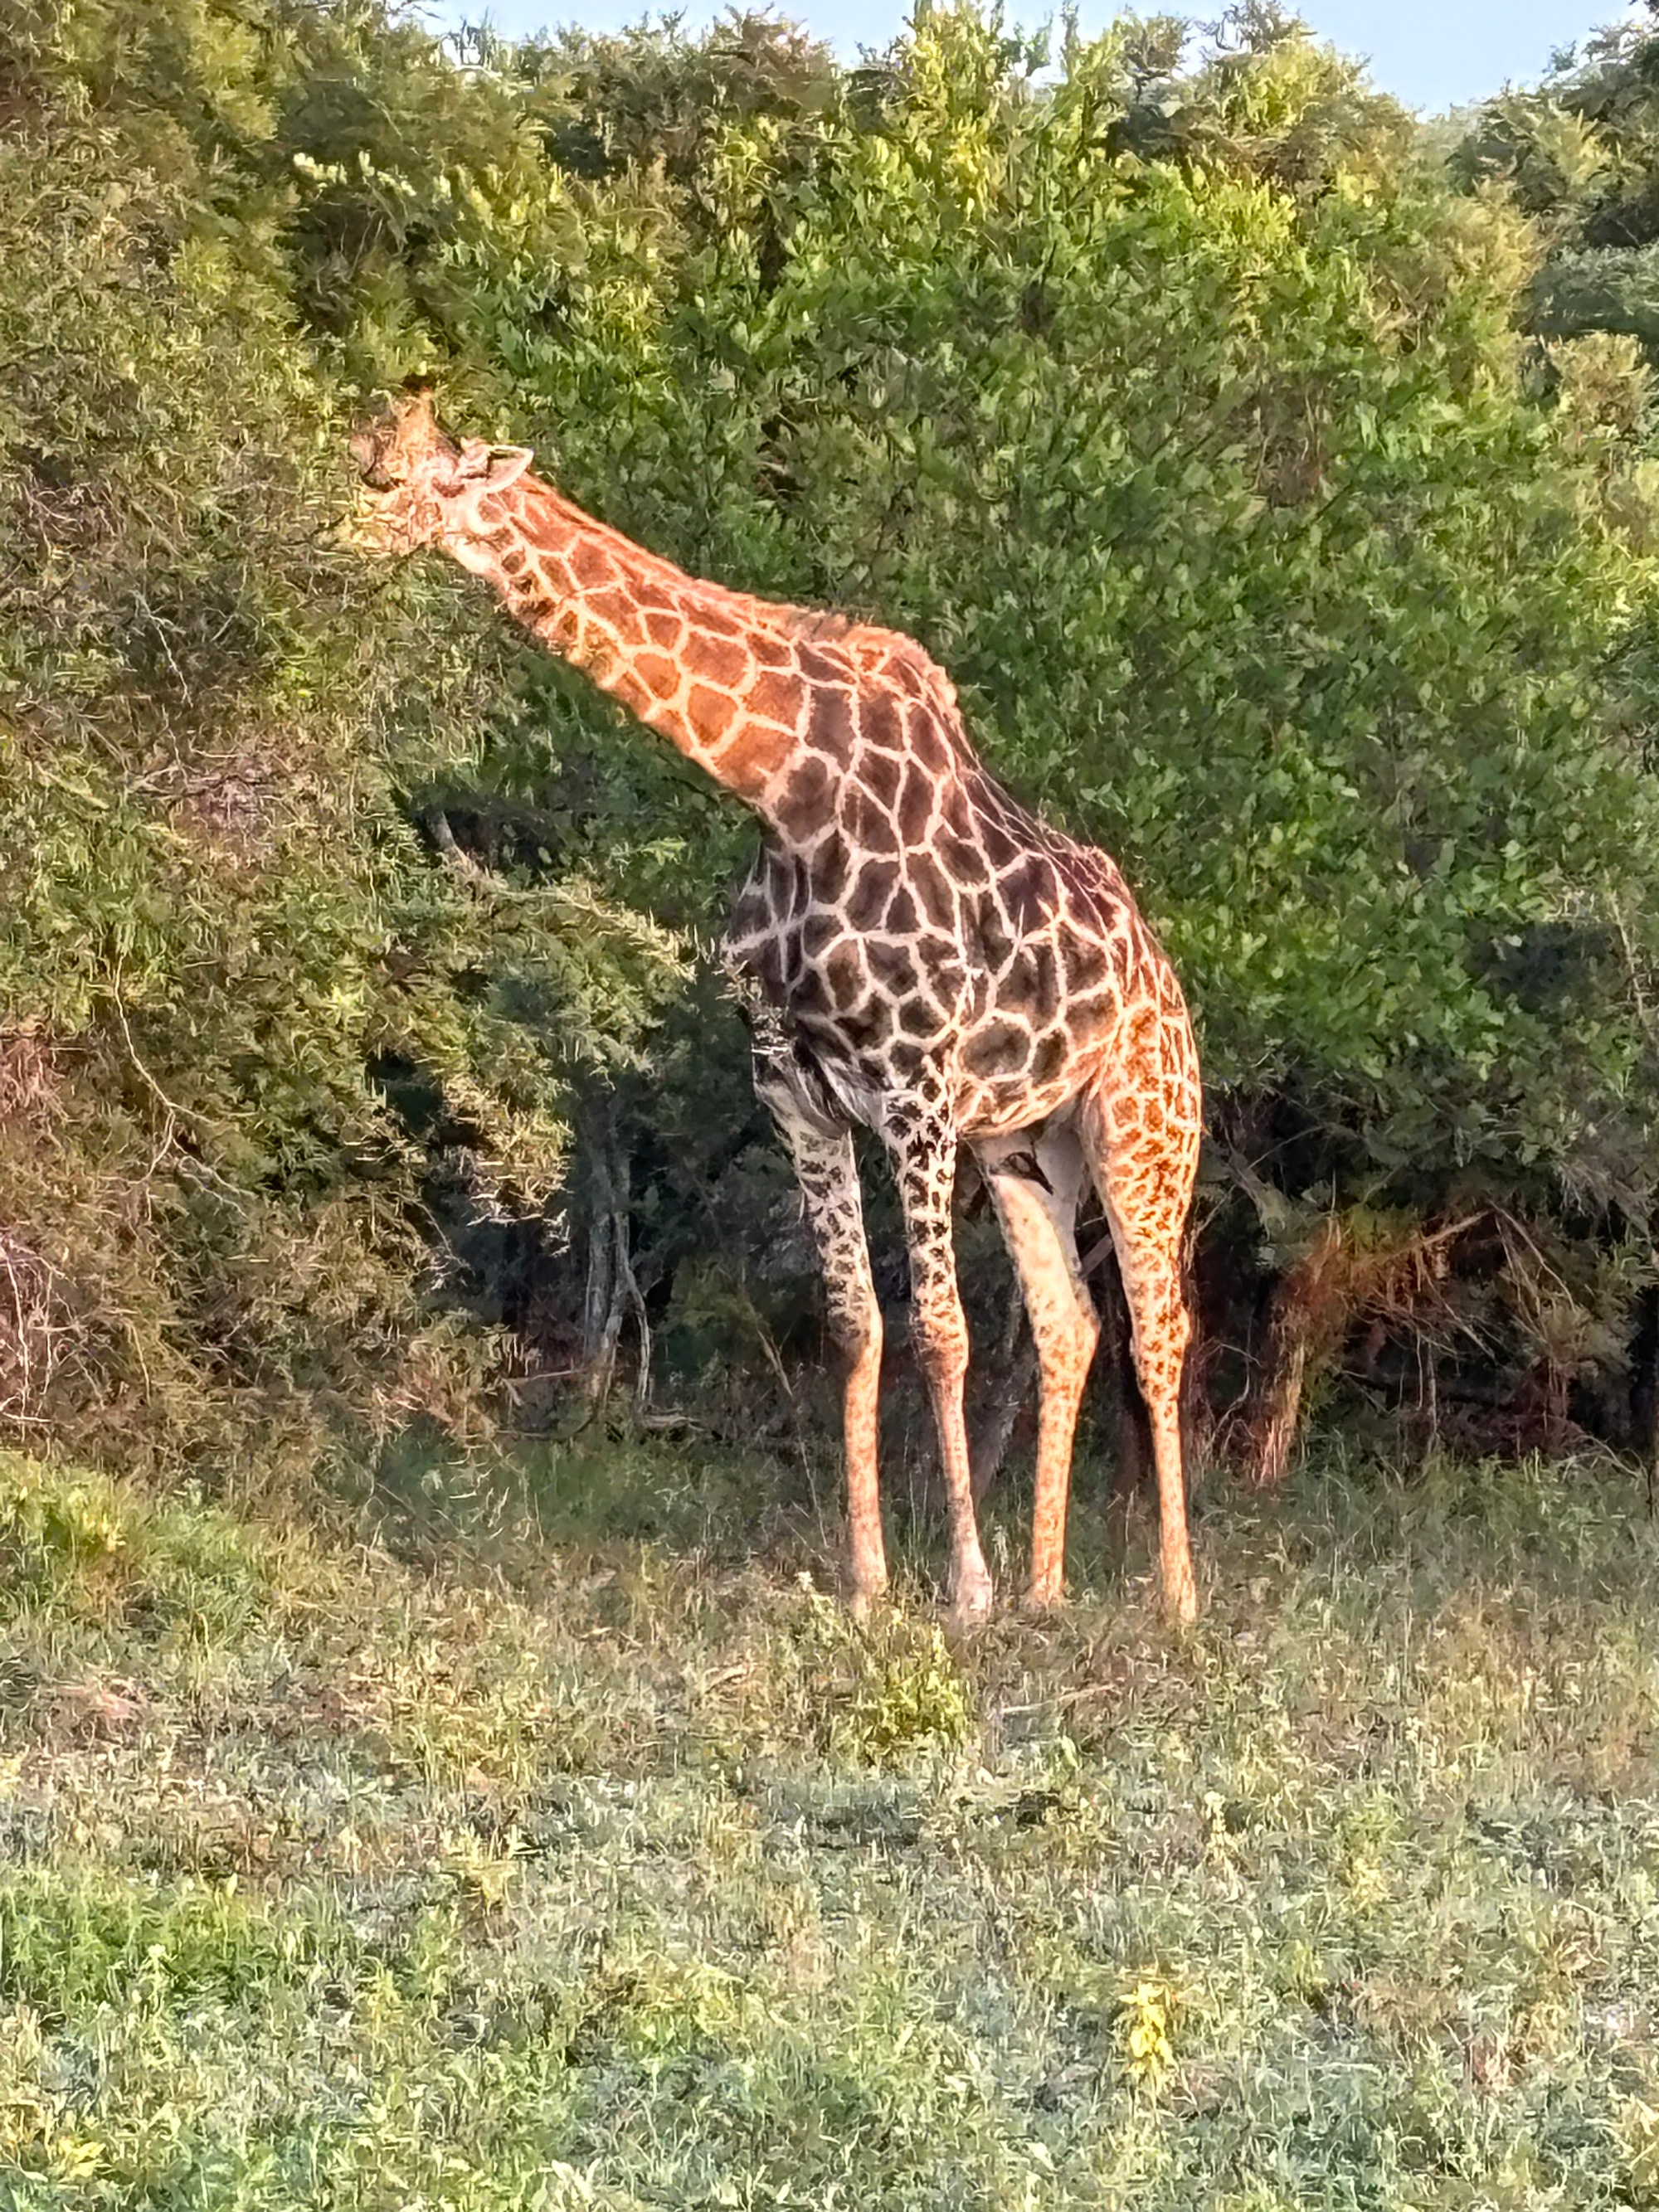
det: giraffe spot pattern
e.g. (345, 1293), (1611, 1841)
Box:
(419, 444), (1198, 1419)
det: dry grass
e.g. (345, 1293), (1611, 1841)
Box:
(2, 1437), (1659, 2207)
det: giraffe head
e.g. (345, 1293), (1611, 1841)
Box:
(348, 383), (533, 555)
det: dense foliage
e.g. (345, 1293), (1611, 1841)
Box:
(9, 0), (1659, 1478)
(1453, 1), (1659, 357)
(0, 0), (685, 1471)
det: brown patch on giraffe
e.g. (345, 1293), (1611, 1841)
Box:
(1005, 937), (1062, 1025)
(695, 605), (744, 639)
(586, 585), (643, 630)
(688, 684), (740, 745)
(569, 539), (615, 586)
(845, 858), (898, 933)
(908, 709), (951, 773)
(907, 852), (957, 933)
(1057, 922), (1110, 994)
(974, 896), (1015, 973)
(635, 653), (681, 701)
(611, 669), (652, 717)
(867, 937), (919, 997)
(938, 830), (989, 896)
(859, 746), (902, 810)
(860, 693), (904, 753)
(810, 831), (852, 905)
(684, 631), (750, 688)
(752, 936), (787, 999)
(644, 607), (683, 649)
(980, 816), (1019, 870)
(805, 687), (859, 762)
(962, 1021), (1029, 1079)
(824, 941), (866, 1012)
(840, 997), (893, 1053)
(792, 966), (833, 1020)
(775, 754), (836, 841)
(897, 761), (933, 845)
(883, 885), (918, 936)
(519, 503), (572, 552)
(915, 931), (960, 971)
(718, 722), (791, 798)
(881, 1038), (926, 1082)
(1001, 853), (1060, 928)
(801, 912), (840, 959)
(1030, 1029), (1068, 1086)
(752, 633), (793, 669)
(934, 777), (969, 832)
(500, 545), (528, 576)
(796, 643), (848, 688)
(1067, 988), (1119, 1045)
(844, 786), (898, 856)
(749, 667), (807, 729)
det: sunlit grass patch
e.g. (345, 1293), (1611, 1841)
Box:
(0, 1451), (281, 1639)
(2, 1440), (1659, 2205)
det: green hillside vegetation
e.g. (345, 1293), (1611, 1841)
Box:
(7, 0), (1659, 1473)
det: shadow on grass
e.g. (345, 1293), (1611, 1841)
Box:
(360, 1412), (1659, 1633)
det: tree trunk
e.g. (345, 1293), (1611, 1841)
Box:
(579, 1120), (651, 1415)
(1248, 1214), (1351, 1488)
(970, 1277), (1036, 1503)
(1634, 1281), (1659, 1519)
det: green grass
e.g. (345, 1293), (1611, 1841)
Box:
(3, 1437), (1659, 2208)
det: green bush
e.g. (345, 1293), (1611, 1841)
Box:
(9, 0), (1659, 1467)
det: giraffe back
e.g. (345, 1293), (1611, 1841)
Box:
(723, 641), (1196, 1144)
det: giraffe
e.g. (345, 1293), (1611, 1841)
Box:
(348, 386), (1202, 1626)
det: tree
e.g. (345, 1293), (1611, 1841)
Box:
(9, 0), (1659, 1479)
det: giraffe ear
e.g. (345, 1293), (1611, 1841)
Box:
(454, 439), (534, 492)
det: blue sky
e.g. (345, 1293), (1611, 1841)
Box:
(417, 0), (1638, 114)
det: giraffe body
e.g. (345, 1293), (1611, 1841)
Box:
(349, 391), (1201, 1624)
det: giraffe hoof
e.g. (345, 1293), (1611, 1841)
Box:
(1165, 1575), (1199, 1627)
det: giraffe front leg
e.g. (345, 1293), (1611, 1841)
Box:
(759, 1079), (888, 1611)
(884, 1110), (993, 1628)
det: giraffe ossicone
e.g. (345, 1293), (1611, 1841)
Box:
(349, 387), (1203, 1626)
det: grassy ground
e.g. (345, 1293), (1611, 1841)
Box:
(2, 1437), (1659, 2210)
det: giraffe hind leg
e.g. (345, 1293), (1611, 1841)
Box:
(975, 1121), (1099, 1610)
(1078, 1073), (1201, 1625)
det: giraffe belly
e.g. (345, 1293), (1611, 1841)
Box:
(725, 900), (1124, 1143)
(953, 1035), (1112, 1142)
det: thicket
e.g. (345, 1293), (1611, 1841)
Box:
(8, 0), (1659, 1486)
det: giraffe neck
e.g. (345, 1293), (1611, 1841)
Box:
(441, 474), (848, 827)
